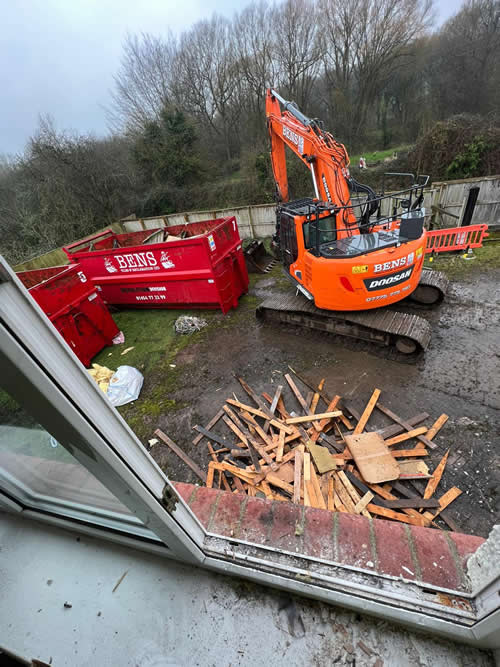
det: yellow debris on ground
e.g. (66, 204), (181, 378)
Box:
(88, 363), (115, 393)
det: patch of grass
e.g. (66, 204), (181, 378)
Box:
(93, 307), (219, 441)
(350, 145), (411, 166)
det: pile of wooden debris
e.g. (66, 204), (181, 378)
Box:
(155, 369), (461, 530)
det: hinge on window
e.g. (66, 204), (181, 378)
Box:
(162, 484), (180, 513)
(0, 263), (12, 283)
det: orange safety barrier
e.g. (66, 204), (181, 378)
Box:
(425, 224), (489, 254)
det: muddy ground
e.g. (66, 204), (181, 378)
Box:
(117, 249), (500, 539)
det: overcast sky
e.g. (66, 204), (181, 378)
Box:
(1, 0), (464, 156)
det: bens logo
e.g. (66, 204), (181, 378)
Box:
(106, 252), (161, 273)
(374, 248), (421, 273)
(115, 252), (157, 270)
(374, 257), (406, 273)
(283, 126), (304, 154)
(364, 265), (414, 291)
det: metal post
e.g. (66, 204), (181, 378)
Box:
(460, 186), (480, 227)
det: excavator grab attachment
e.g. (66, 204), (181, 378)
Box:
(244, 240), (278, 274)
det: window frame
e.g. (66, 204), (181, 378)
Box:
(0, 257), (498, 649)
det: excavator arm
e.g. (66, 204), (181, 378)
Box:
(266, 89), (358, 228)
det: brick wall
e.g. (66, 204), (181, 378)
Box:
(175, 482), (484, 594)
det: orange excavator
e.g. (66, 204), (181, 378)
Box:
(256, 89), (488, 354)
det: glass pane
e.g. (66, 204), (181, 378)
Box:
(0, 388), (149, 534)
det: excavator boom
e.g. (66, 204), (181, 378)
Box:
(266, 89), (358, 232)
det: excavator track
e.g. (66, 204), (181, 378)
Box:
(256, 292), (432, 355)
(407, 269), (449, 306)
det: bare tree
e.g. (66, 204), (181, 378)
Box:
(428, 0), (500, 117)
(175, 15), (242, 160)
(320, 0), (434, 143)
(271, 0), (323, 110)
(108, 32), (177, 131)
(235, 1), (278, 115)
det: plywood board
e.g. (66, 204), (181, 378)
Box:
(307, 442), (337, 474)
(398, 459), (430, 476)
(345, 432), (400, 483)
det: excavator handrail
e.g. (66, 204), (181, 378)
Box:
(298, 182), (428, 236)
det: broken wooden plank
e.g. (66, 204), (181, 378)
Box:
(407, 480), (459, 531)
(206, 462), (215, 488)
(269, 385), (283, 415)
(384, 498), (440, 509)
(310, 390), (321, 414)
(232, 475), (246, 494)
(423, 450), (450, 500)
(192, 408), (224, 445)
(222, 404), (247, 429)
(376, 403), (438, 450)
(353, 389), (381, 434)
(360, 478), (431, 525)
(345, 432), (400, 483)
(378, 413), (429, 439)
(264, 473), (295, 497)
(310, 465), (327, 510)
(327, 475), (334, 511)
(239, 410), (273, 443)
(207, 442), (232, 492)
(226, 398), (268, 419)
(391, 449), (428, 458)
(385, 427), (428, 447)
(366, 504), (427, 526)
(318, 432), (344, 454)
(334, 474), (357, 513)
(423, 486), (462, 521)
(285, 410), (342, 425)
(276, 430), (285, 463)
(219, 462), (265, 485)
(354, 491), (374, 514)
(193, 425), (233, 449)
(223, 415), (249, 445)
(337, 470), (370, 518)
(155, 429), (206, 482)
(333, 490), (347, 512)
(310, 395), (342, 442)
(237, 376), (275, 419)
(343, 470), (387, 507)
(293, 448), (303, 504)
(303, 452), (312, 506)
(426, 414), (449, 441)
(259, 480), (274, 499)
(284, 372), (323, 432)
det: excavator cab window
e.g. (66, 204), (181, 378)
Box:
(303, 213), (337, 250)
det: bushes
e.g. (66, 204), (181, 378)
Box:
(410, 115), (500, 181)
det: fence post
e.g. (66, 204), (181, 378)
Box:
(247, 206), (256, 239)
(460, 186), (480, 227)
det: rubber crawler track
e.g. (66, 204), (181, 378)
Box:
(255, 270), (449, 353)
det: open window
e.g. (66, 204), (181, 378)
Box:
(0, 256), (498, 649)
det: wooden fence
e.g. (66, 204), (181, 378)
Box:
(13, 175), (499, 271)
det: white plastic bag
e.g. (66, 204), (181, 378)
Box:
(107, 365), (144, 407)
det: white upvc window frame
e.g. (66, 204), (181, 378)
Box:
(0, 257), (498, 649)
